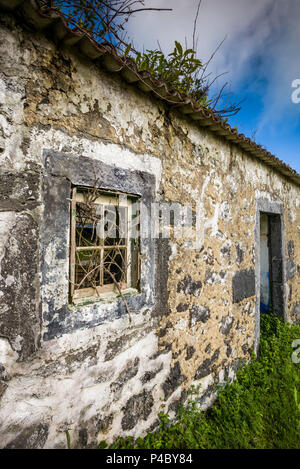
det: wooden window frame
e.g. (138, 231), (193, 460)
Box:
(69, 187), (140, 304)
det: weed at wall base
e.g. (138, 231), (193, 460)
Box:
(101, 314), (300, 449)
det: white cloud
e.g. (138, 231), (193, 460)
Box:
(127, 0), (300, 132)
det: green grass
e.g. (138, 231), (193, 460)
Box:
(102, 314), (300, 449)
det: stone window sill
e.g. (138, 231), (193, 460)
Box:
(70, 287), (140, 307)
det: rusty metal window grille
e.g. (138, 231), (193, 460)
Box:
(69, 187), (140, 303)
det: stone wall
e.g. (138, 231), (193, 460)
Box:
(0, 12), (299, 448)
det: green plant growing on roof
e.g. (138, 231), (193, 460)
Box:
(135, 41), (211, 104)
(39, 0), (242, 118)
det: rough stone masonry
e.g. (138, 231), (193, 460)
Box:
(0, 3), (299, 448)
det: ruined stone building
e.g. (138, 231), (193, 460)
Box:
(0, 0), (300, 449)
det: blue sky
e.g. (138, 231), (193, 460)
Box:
(127, 0), (300, 174)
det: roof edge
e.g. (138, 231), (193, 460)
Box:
(1, 0), (300, 187)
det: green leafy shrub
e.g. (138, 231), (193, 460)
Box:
(102, 314), (300, 449)
(135, 41), (210, 105)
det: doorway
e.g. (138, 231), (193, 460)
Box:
(259, 212), (284, 318)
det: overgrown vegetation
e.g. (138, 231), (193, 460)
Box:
(38, 1), (241, 117)
(100, 315), (300, 449)
(134, 41), (211, 108)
